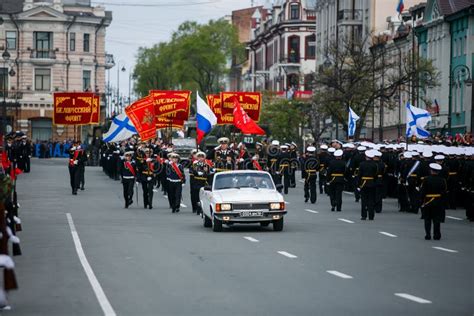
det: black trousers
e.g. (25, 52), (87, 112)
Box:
(78, 165), (85, 189)
(122, 179), (134, 204)
(272, 173), (282, 192)
(361, 187), (376, 219)
(167, 181), (182, 211)
(319, 174), (326, 194)
(282, 168), (290, 194)
(191, 182), (205, 212)
(330, 182), (344, 211)
(24, 157), (30, 173)
(375, 184), (384, 213)
(304, 175), (317, 203)
(141, 180), (154, 207)
(424, 218), (441, 239)
(290, 168), (296, 187)
(353, 177), (360, 201)
(68, 166), (79, 192)
(398, 183), (410, 212)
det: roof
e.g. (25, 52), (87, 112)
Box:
(437, 0), (473, 16)
(0, 0), (24, 13)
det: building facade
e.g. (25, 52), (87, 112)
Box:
(0, 0), (113, 142)
(246, 0), (317, 93)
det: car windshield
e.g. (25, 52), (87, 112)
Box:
(214, 173), (275, 190)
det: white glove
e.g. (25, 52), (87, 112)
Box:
(147, 177), (152, 181)
(198, 171), (203, 176)
(146, 158), (152, 162)
(74, 160), (78, 165)
(239, 158), (244, 162)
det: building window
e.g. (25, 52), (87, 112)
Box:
(288, 36), (300, 62)
(35, 68), (51, 91)
(34, 32), (53, 58)
(83, 33), (90, 52)
(83, 70), (91, 91)
(70, 32), (76, 51)
(6, 31), (17, 50)
(305, 34), (316, 59)
(0, 68), (9, 97)
(30, 118), (52, 142)
(290, 4), (300, 20)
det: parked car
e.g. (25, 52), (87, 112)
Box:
(199, 170), (286, 232)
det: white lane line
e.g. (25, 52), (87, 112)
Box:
(446, 215), (463, 221)
(243, 236), (259, 243)
(326, 270), (353, 279)
(379, 231), (397, 238)
(180, 203), (187, 208)
(394, 293), (432, 304)
(277, 251), (298, 259)
(433, 246), (458, 253)
(66, 213), (116, 316)
(305, 209), (319, 214)
(343, 191), (354, 195)
(338, 218), (354, 224)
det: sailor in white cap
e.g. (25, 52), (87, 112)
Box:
(137, 147), (160, 209)
(268, 141), (282, 190)
(358, 149), (378, 220)
(289, 142), (298, 188)
(121, 151), (137, 208)
(318, 144), (330, 194)
(279, 144), (292, 194)
(166, 153), (186, 213)
(190, 151), (212, 215)
(420, 163), (447, 240)
(327, 149), (346, 212)
(302, 146), (318, 203)
(351, 146), (368, 202)
(373, 150), (385, 214)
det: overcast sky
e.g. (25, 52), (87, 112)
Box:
(94, 0), (262, 97)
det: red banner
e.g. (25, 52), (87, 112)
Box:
(220, 92), (261, 122)
(53, 92), (95, 125)
(125, 96), (157, 141)
(91, 95), (100, 124)
(150, 90), (191, 121)
(233, 99), (265, 135)
(155, 117), (185, 130)
(206, 94), (225, 125)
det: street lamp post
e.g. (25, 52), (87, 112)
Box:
(117, 62), (126, 112)
(2, 49), (11, 147)
(447, 64), (471, 136)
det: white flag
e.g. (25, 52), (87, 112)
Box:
(406, 102), (431, 139)
(347, 106), (360, 137)
(103, 113), (137, 143)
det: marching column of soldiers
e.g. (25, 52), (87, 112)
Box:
(99, 136), (473, 240)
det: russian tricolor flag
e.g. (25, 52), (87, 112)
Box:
(196, 91), (217, 144)
(396, 0), (404, 13)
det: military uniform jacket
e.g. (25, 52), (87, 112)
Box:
(191, 161), (210, 187)
(327, 159), (346, 184)
(137, 158), (160, 181)
(375, 160), (386, 185)
(358, 160), (378, 188)
(166, 162), (185, 183)
(301, 155), (319, 179)
(121, 160), (137, 179)
(420, 175), (447, 221)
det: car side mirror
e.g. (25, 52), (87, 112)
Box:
(276, 184), (283, 192)
(204, 185), (212, 191)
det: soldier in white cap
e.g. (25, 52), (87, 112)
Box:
(318, 144), (330, 194)
(166, 153), (186, 213)
(120, 151), (137, 208)
(420, 163), (447, 240)
(302, 146), (319, 203)
(327, 149), (346, 211)
(358, 150), (378, 220)
(190, 151), (212, 215)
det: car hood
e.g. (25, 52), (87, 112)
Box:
(212, 188), (283, 203)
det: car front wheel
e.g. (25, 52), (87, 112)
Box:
(273, 218), (284, 231)
(213, 217), (223, 232)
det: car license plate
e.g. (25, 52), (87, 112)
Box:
(240, 211), (263, 217)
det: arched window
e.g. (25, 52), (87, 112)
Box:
(288, 35), (300, 63)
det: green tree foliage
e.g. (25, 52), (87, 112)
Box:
(134, 19), (243, 97)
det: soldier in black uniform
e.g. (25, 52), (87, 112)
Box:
(302, 146), (318, 203)
(137, 148), (159, 209)
(327, 149), (346, 212)
(167, 153), (185, 213)
(120, 151), (136, 208)
(318, 145), (329, 194)
(17, 136), (31, 173)
(279, 145), (291, 194)
(68, 142), (87, 195)
(289, 142), (298, 188)
(420, 163), (447, 240)
(267, 140), (282, 190)
(397, 151), (411, 212)
(358, 150), (378, 220)
(446, 151), (460, 209)
(352, 146), (367, 202)
(374, 150), (385, 213)
(190, 152), (212, 215)
(236, 143), (250, 170)
(214, 137), (233, 171)
(460, 150), (474, 221)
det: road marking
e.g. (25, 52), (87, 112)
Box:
(66, 213), (116, 316)
(243, 236), (259, 243)
(379, 231), (397, 238)
(277, 251), (298, 259)
(338, 218), (354, 224)
(433, 246), (458, 253)
(343, 191), (354, 195)
(326, 270), (353, 279)
(305, 209), (319, 214)
(180, 203), (187, 208)
(394, 293), (432, 304)
(446, 216), (463, 221)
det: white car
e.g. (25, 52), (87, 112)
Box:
(199, 170), (287, 232)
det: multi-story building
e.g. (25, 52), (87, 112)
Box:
(246, 0), (317, 93)
(0, 0), (113, 142)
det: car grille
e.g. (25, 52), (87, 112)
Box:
(232, 203), (269, 210)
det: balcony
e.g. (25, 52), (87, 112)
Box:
(280, 54), (302, 64)
(337, 9), (363, 26)
(105, 53), (115, 69)
(0, 91), (23, 100)
(29, 49), (57, 66)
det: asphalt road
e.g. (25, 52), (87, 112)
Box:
(6, 158), (474, 316)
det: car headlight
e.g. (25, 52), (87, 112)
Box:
(216, 203), (232, 212)
(270, 202), (285, 210)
